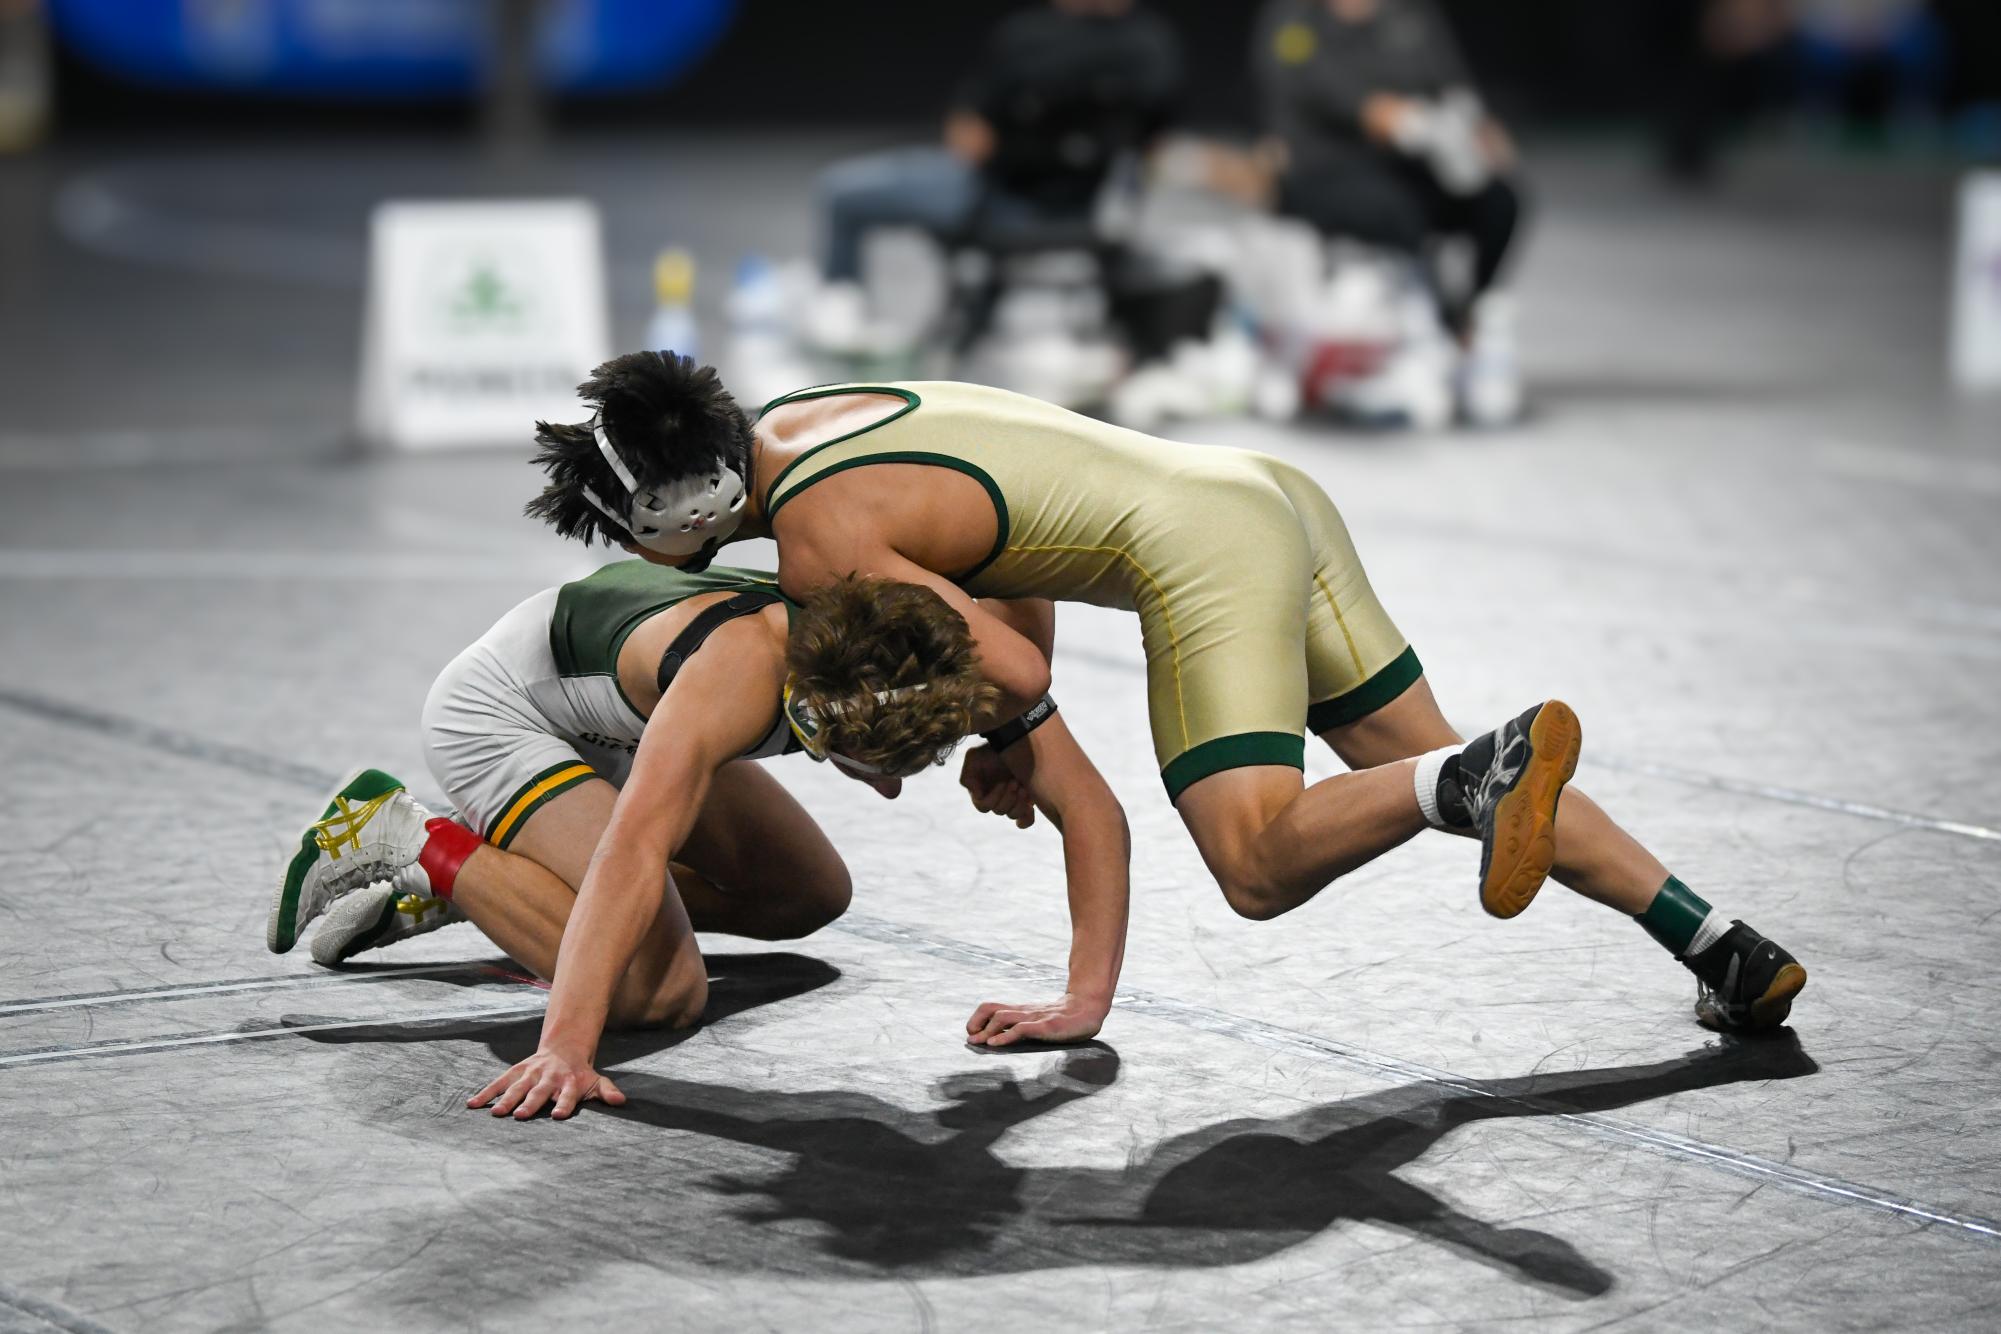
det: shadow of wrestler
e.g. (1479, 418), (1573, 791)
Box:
(293, 977), (1812, 1305)
(1076, 1033), (1813, 1295)
(601, 1032), (1813, 1294)
(607, 1043), (1126, 1267)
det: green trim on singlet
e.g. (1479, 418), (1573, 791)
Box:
(549, 561), (784, 718)
(758, 385), (923, 509)
(1161, 731), (1306, 803)
(775, 451), (1012, 585)
(758, 385), (1010, 584)
(1305, 645), (1423, 734)
(488, 760), (599, 849)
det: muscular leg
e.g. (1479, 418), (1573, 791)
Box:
(507, 764), (847, 939)
(1165, 466), (1439, 921)
(1313, 675), (1808, 1029)
(1160, 464), (1641, 924)
(672, 760), (853, 940)
(1170, 462), (1644, 920)
(1174, 762), (1429, 921)
(454, 763), (850, 1025)
(458, 779), (704, 1029)
(1317, 675), (1667, 915)
(1158, 458), (1801, 1026)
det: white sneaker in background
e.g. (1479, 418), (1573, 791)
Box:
(1459, 291), (1525, 428)
(803, 279), (872, 354)
(1331, 268), (1453, 431)
(1251, 359), (1304, 422)
(1366, 334), (1456, 432)
(1110, 350), (1208, 431)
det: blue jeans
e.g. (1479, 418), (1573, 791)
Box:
(1795, 16), (1946, 117)
(819, 147), (978, 282)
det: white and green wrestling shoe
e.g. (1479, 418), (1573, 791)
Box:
(308, 873), (464, 966)
(267, 767), (434, 954)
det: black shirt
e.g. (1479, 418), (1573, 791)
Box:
(958, 6), (1183, 140)
(1252, 0), (1471, 173)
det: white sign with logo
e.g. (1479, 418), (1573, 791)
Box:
(358, 198), (610, 450)
(1951, 171), (2001, 394)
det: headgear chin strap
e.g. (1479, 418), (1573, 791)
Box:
(581, 409), (748, 561)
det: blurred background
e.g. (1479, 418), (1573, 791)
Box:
(2, 0), (1998, 460)
(7, 12), (2001, 1331)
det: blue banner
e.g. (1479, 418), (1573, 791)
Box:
(50, 0), (738, 97)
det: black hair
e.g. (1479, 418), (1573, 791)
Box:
(524, 351), (755, 547)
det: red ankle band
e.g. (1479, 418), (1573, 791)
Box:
(418, 818), (480, 899)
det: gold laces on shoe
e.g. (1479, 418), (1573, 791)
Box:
(310, 791), (398, 860)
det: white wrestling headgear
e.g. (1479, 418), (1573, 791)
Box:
(581, 408), (748, 562)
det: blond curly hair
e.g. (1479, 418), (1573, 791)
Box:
(786, 576), (1000, 775)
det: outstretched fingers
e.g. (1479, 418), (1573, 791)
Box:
(553, 1073), (626, 1120)
(468, 1071), (513, 1110)
(467, 1060), (625, 1121)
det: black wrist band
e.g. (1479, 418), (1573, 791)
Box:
(980, 694), (1057, 753)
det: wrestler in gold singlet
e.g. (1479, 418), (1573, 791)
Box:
(761, 380), (1421, 798)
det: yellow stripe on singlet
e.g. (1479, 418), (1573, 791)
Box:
(1313, 573), (1366, 678)
(488, 763), (594, 849)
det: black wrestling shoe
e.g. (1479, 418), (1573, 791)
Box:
(1686, 921), (1808, 1032)
(1436, 700), (1582, 919)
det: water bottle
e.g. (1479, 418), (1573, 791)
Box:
(644, 247), (699, 362)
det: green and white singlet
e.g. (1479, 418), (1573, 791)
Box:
(421, 562), (789, 848)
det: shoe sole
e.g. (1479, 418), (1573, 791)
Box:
(267, 766), (405, 955)
(1748, 962), (1809, 1029)
(309, 887), (401, 968)
(1481, 700), (1582, 919)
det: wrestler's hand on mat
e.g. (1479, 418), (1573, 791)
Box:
(468, 1048), (626, 1121)
(965, 993), (1109, 1047)
(960, 744), (1035, 828)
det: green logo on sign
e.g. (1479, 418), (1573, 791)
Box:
(449, 262), (522, 322)
(427, 249), (539, 336)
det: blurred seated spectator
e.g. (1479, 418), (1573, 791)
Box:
(1935, 0), (2001, 156)
(1657, 0), (1795, 182)
(1250, 0), (1526, 420)
(1659, 0), (1977, 182)
(1794, 0), (1946, 133)
(808, 0), (1181, 353)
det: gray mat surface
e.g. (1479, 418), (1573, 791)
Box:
(2, 134), (1998, 1332)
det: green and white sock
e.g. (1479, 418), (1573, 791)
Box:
(1636, 875), (1731, 959)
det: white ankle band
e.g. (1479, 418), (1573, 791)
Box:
(1412, 746), (1458, 829)
(1689, 908), (1732, 956)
